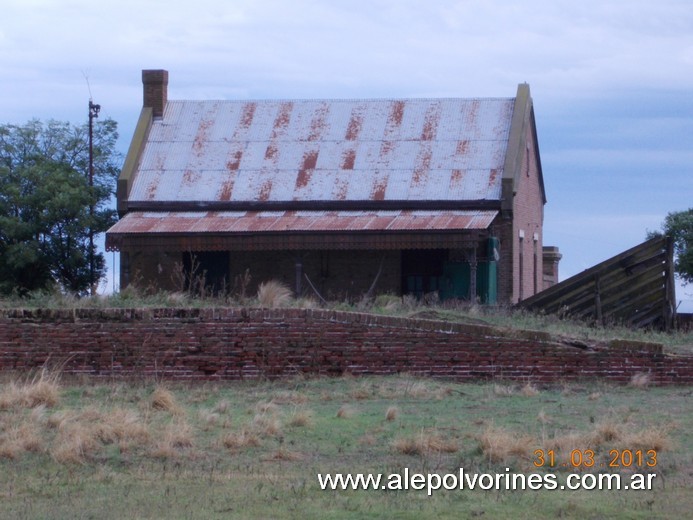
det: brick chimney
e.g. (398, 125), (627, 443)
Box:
(142, 69), (168, 118)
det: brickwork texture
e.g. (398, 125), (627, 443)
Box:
(0, 308), (690, 385)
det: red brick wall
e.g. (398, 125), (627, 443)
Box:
(0, 308), (690, 385)
(512, 125), (545, 303)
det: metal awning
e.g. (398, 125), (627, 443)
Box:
(106, 209), (498, 252)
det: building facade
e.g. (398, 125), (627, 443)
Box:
(106, 70), (557, 303)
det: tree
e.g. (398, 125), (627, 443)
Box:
(648, 208), (693, 285)
(0, 118), (120, 296)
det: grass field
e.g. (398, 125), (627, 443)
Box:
(0, 370), (691, 519)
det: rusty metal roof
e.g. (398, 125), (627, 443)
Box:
(128, 98), (514, 204)
(105, 209), (498, 251)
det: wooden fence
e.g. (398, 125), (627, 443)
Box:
(519, 237), (676, 330)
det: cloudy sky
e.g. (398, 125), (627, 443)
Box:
(1, 0), (692, 310)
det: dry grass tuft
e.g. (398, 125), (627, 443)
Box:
(520, 383), (539, 397)
(271, 391), (308, 405)
(199, 409), (221, 429)
(51, 423), (98, 464)
(385, 406), (399, 422)
(544, 432), (595, 461)
(537, 409), (551, 424)
(257, 280), (293, 308)
(150, 421), (194, 458)
(350, 384), (372, 400)
(478, 426), (532, 463)
(629, 372), (651, 388)
(0, 368), (61, 409)
(359, 433), (377, 446)
(263, 448), (302, 461)
(99, 408), (150, 446)
(0, 421), (44, 459)
(254, 401), (280, 415)
(336, 404), (356, 419)
(623, 427), (673, 452)
(593, 420), (624, 444)
(393, 429), (459, 455)
(286, 409), (313, 428)
(213, 399), (230, 414)
(151, 386), (183, 416)
(251, 413), (283, 437)
(221, 429), (262, 451)
(406, 381), (434, 399)
(493, 384), (515, 397)
(47, 410), (73, 430)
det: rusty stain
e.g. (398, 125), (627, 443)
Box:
(145, 179), (158, 200)
(371, 177), (388, 200)
(106, 209), (500, 251)
(412, 148), (432, 185)
(420, 103), (440, 141)
(388, 101), (405, 129)
(265, 144), (278, 161)
(258, 179), (273, 201)
(296, 151), (319, 189)
(308, 102), (329, 141)
(450, 169), (466, 190)
(182, 169), (198, 186)
(379, 140), (394, 158)
(456, 140), (469, 156)
(302, 150), (318, 170)
(334, 180), (349, 200)
(466, 99), (479, 127)
(271, 102), (293, 139)
(226, 150), (243, 171)
(488, 168), (498, 187)
(341, 149), (356, 170)
(193, 119), (213, 156)
(219, 178), (234, 201)
(345, 108), (363, 140)
(295, 168), (312, 189)
(239, 103), (256, 129)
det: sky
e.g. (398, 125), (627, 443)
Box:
(1, 0), (692, 311)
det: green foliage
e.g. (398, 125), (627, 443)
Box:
(648, 208), (693, 284)
(0, 118), (120, 295)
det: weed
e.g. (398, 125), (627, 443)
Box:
(0, 367), (61, 409)
(150, 420), (194, 458)
(492, 384), (515, 397)
(221, 430), (262, 451)
(257, 280), (292, 308)
(151, 386), (183, 416)
(629, 372), (651, 388)
(393, 429), (458, 455)
(385, 406), (399, 422)
(286, 409), (313, 428)
(263, 448), (302, 461)
(336, 404), (356, 419)
(477, 425), (532, 463)
(251, 413), (282, 437)
(520, 383), (539, 397)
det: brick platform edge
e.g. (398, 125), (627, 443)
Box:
(0, 307), (691, 385)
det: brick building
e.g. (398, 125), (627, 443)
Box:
(106, 70), (557, 303)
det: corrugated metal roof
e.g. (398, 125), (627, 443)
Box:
(128, 98), (514, 204)
(106, 209), (498, 239)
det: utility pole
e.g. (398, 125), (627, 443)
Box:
(88, 100), (100, 296)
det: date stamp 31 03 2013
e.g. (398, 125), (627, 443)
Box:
(533, 449), (657, 469)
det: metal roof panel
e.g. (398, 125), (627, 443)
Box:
(128, 98), (514, 205)
(108, 210), (498, 237)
